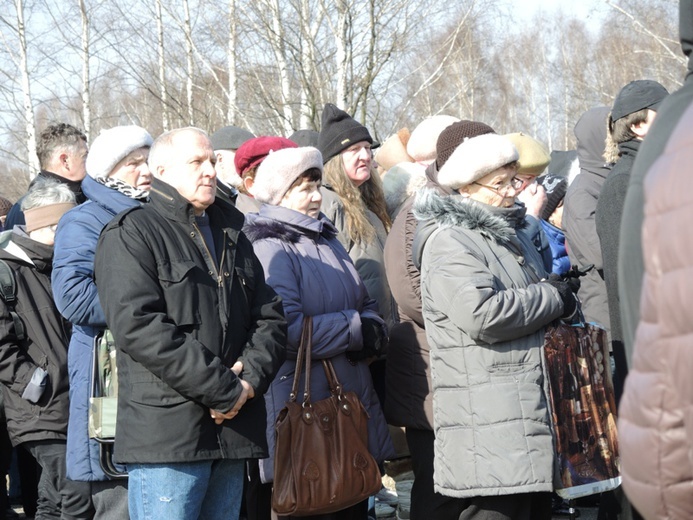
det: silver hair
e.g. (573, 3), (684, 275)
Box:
(148, 127), (209, 173)
(21, 178), (76, 211)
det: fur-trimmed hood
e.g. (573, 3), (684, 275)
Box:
(243, 204), (338, 244)
(412, 189), (528, 270)
(413, 188), (527, 240)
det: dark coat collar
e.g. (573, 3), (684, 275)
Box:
(148, 178), (244, 232)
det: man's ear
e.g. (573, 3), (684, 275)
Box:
(59, 152), (70, 170)
(631, 121), (648, 139)
(631, 110), (655, 139)
(153, 164), (166, 179)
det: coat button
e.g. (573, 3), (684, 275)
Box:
(224, 272), (230, 277)
(190, 231), (195, 237)
(208, 270), (213, 276)
(517, 256), (525, 265)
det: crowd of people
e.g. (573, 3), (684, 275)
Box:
(2, 3), (693, 519)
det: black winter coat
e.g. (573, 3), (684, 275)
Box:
(94, 178), (287, 464)
(0, 231), (70, 446)
(563, 107), (612, 334)
(619, 0), (693, 360)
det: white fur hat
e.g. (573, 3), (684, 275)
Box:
(406, 115), (460, 163)
(253, 147), (323, 205)
(437, 133), (519, 190)
(86, 125), (153, 179)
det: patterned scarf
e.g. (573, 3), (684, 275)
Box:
(96, 176), (149, 201)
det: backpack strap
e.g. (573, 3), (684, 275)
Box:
(0, 259), (26, 341)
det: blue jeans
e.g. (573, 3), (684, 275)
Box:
(127, 459), (244, 520)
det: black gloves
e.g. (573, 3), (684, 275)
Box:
(346, 317), (386, 362)
(546, 274), (578, 319)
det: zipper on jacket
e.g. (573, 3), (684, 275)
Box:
(192, 222), (224, 286)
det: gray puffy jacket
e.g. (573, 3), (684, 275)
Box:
(412, 190), (563, 498)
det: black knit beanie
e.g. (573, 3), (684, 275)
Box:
(435, 120), (495, 169)
(538, 174), (568, 221)
(318, 103), (373, 164)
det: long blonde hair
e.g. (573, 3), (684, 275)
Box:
(323, 156), (391, 245)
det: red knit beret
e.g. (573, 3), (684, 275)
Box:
(234, 136), (297, 177)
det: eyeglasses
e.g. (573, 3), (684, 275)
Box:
(472, 177), (523, 196)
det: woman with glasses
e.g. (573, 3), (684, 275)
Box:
(412, 129), (577, 520)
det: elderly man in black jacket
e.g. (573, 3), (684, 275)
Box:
(94, 127), (286, 519)
(0, 179), (91, 519)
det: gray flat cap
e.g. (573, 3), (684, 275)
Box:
(210, 126), (255, 151)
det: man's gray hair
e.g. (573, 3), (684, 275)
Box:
(21, 178), (76, 212)
(148, 127), (209, 173)
(36, 123), (87, 170)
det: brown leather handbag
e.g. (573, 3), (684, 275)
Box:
(272, 316), (382, 516)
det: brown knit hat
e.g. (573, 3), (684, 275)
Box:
(0, 196), (12, 217)
(435, 120), (495, 169)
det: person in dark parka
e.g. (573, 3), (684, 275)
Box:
(0, 179), (91, 519)
(596, 79), (668, 402)
(562, 106), (612, 334)
(618, 0), (693, 364)
(94, 127), (286, 519)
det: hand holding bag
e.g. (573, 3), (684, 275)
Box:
(272, 316), (382, 516)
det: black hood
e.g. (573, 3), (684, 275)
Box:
(574, 106), (612, 179)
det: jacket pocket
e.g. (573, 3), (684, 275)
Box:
(157, 260), (201, 327)
(128, 375), (189, 407)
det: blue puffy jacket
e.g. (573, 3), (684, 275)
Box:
(540, 220), (570, 276)
(52, 176), (140, 481)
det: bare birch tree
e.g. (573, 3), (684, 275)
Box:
(182, 0), (194, 125)
(13, 0), (39, 176)
(155, 0), (170, 131)
(78, 0), (91, 140)
(226, 0), (238, 124)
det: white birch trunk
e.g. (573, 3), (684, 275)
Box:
(183, 0), (194, 125)
(227, 0), (237, 124)
(298, 0), (318, 129)
(155, 0), (169, 131)
(266, 0), (294, 134)
(335, 0), (350, 110)
(15, 0), (39, 177)
(79, 0), (90, 140)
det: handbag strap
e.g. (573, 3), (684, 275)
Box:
(289, 316), (313, 404)
(302, 317), (312, 405)
(322, 359), (344, 398)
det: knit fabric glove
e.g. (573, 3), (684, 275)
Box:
(346, 317), (385, 362)
(545, 276), (578, 319)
